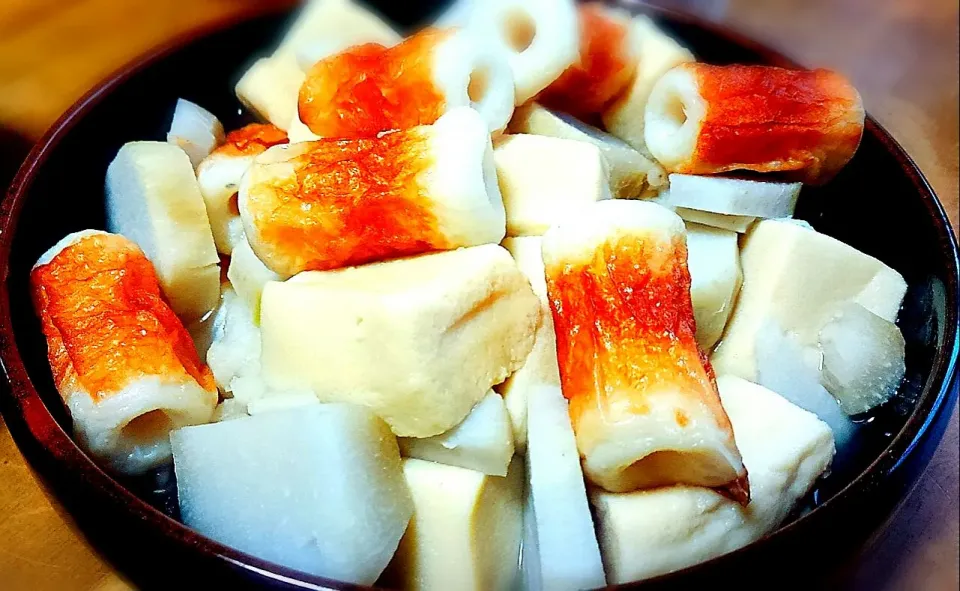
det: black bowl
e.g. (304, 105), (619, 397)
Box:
(1, 2), (957, 589)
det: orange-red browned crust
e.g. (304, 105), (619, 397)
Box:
(685, 64), (863, 183)
(298, 29), (451, 139)
(31, 234), (216, 401)
(538, 3), (636, 123)
(216, 123), (289, 157)
(546, 234), (749, 504)
(248, 129), (450, 272)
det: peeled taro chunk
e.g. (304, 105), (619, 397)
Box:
(819, 303), (906, 415)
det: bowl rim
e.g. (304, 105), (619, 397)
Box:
(0, 2), (957, 589)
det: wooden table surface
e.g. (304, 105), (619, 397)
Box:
(0, 1), (956, 589)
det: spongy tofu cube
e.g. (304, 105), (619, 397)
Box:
(508, 103), (665, 198)
(171, 404), (413, 585)
(591, 375), (835, 584)
(399, 391), (515, 476)
(494, 134), (611, 237)
(260, 244), (541, 437)
(383, 457), (523, 591)
(711, 219), (907, 381)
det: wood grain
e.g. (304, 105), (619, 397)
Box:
(0, 1), (956, 590)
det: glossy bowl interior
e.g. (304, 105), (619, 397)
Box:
(1, 2), (957, 589)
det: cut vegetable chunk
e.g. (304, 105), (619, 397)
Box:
(166, 98), (224, 169)
(711, 219), (907, 382)
(525, 385), (606, 590)
(196, 123), (289, 255)
(399, 391), (515, 477)
(662, 174), (802, 219)
(260, 244), (540, 437)
(508, 103), (664, 198)
(819, 302), (906, 415)
(501, 235), (549, 303)
(211, 398), (246, 423)
(235, 57), (306, 130)
(440, 0), (579, 105)
(241, 107), (505, 276)
(384, 457), (523, 591)
(644, 64), (864, 183)
(602, 15), (695, 154)
(494, 134), (610, 237)
(172, 404), (412, 585)
(753, 321), (856, 446)
(592, 375), (835, 584)
(32, 231), (217, 474)
(686, 223), (742, 351)
(226, 238), (282, 321)
(497, 236), (561, 451)
(542, 200), (748, 499)
(246, 391), (320, 416)
(299, 28), (513, 138)
(674, 207), (755, 233)
(106, 142), (221, 324)
(206, 287), (261, 399)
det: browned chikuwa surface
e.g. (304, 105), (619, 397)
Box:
(0, 1), (956, 590)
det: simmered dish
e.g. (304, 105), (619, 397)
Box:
(31, 0), (910, 588)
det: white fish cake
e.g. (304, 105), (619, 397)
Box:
(602, 15), (695, 154)
(32, 231), (217, 474)
(195, 123), (289, 255)
(509, 103), (665, 199)
(542, 200), (748, 499)
(299, 28), (515, 137)
(240, 107), (505, 276)
(494, 134), (611, 237)
(440, 0), (579, 105)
